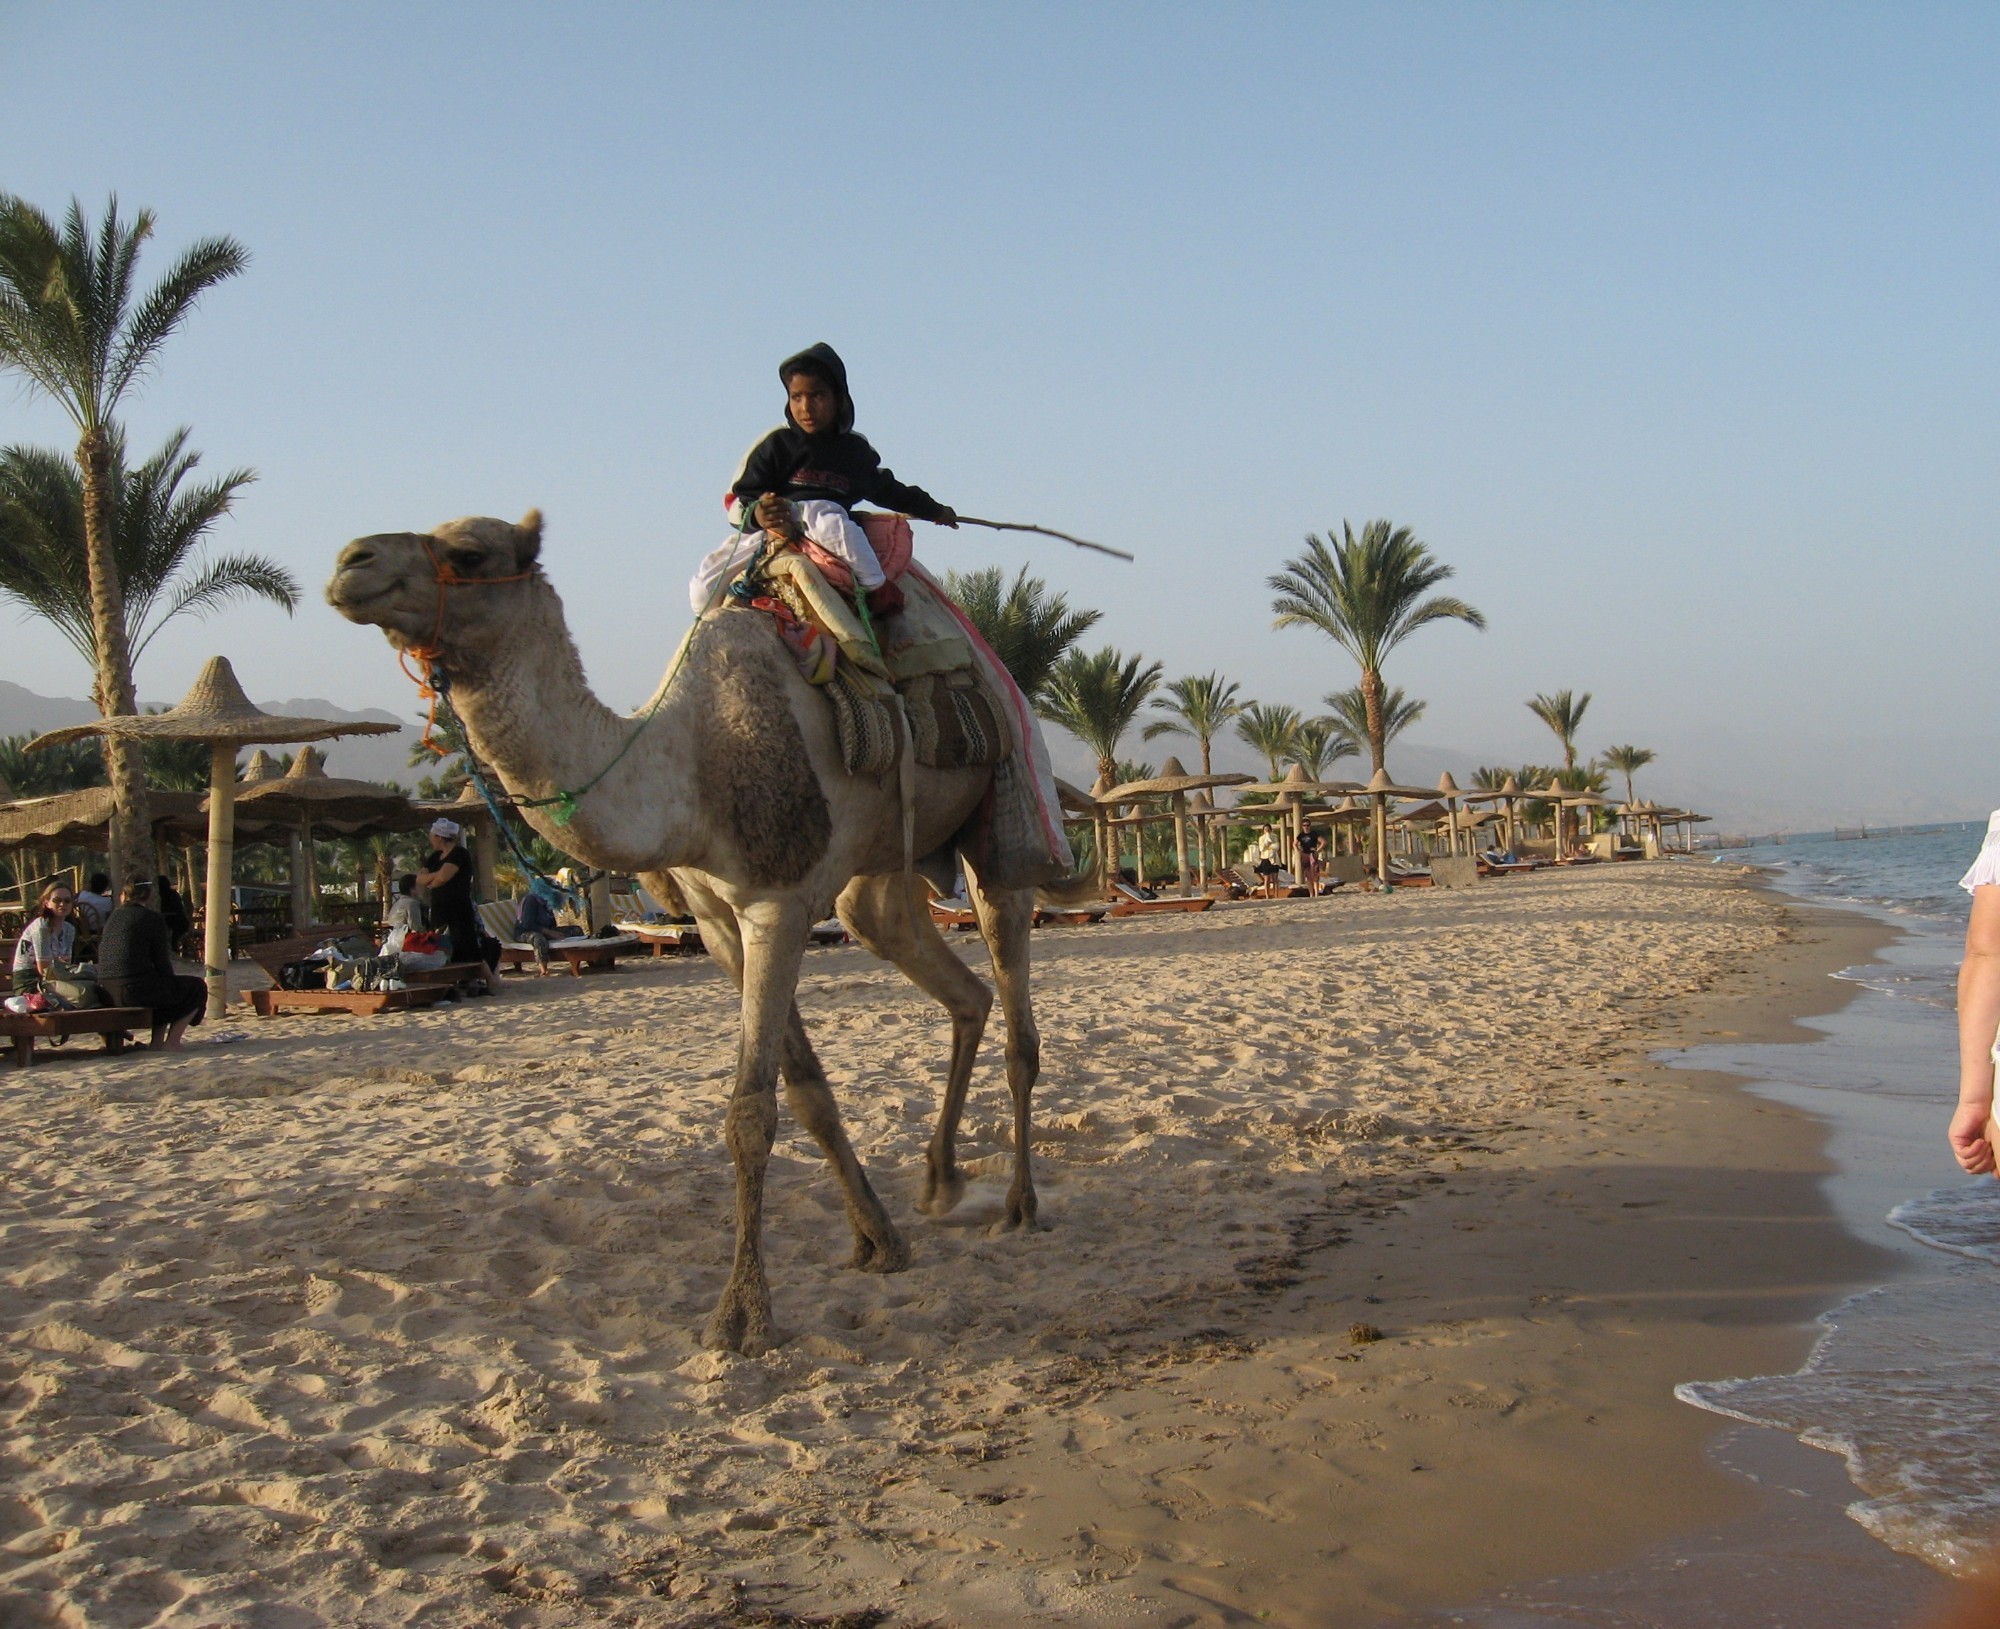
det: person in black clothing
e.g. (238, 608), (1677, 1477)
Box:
(690, 344), (957, 620)
(416, 818), (499, 972)
(97, 879), (205, 1048)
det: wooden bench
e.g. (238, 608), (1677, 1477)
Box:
(0, 1007), (151, 1068)
(248, 986), (455, 1017)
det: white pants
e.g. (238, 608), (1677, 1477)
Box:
(687, 499), (884, 616)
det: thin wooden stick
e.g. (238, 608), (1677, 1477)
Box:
(953, 514), (1135, 563)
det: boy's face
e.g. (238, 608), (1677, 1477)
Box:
(787, 372), (839, 434)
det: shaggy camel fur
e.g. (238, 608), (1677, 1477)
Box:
(327, 512), (1056, 1354)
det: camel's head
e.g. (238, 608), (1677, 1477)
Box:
(327, 510), (544, 655)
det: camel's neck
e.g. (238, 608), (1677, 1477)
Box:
(439, 581), (697, 872)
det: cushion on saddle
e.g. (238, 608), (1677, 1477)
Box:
(801, 512), (913, 591)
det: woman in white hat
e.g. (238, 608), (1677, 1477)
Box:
(416, 817), (493, 971)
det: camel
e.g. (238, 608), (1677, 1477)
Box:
(327, 511), (1063, 1355)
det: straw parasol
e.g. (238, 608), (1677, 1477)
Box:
(232, 746), (423, 930)
(1102, 757), (1253, 895)
(1436, 771), (1464, 857)
(1358, 767), (1436, 883)
(0, 787), (206, 851)
(1231, 764), (1363, 878)
(27, 657), (399, 1018)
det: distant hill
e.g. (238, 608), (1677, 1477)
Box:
(0, 680), (422, 788)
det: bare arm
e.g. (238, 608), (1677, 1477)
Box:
(1952, 885), (2000, 1174)
(417, 859), (460, 891)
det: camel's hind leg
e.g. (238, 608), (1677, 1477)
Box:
(962, 861), (1042, 1230)
(677, 876), (907, 1292)
(836, 871), (993, 1216)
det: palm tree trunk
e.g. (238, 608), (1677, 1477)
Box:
(1199, 736), (1213, 778)
(76, 427), (151, 886)
(1361, 667), (1386, 774)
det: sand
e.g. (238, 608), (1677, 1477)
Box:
(0, 865), (1899, 1627)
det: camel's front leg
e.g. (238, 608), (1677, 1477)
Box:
(965, 866), (1042, 1230)
(837, 872), (993, 1217)
(705, 897), (809, 1356)
(680, 875), (907, 1276)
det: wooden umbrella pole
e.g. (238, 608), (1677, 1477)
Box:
(952, 515), (1135, 563)
(203, 743), (236, 1021)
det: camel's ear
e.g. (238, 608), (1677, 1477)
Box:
(515, 509), (544, 569)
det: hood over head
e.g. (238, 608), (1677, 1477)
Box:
(778, 342), (855, 433)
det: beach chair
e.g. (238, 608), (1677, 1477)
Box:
(1384, 859), (1434, 888)
(480, 898), (636, 976)
(1107, 881), (1216, 916)
(1034, 888), (1108, 926)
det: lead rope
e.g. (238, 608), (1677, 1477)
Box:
(403, 537), (726, 827)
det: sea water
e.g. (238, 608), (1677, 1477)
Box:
(1671, 824), (2000, 1576)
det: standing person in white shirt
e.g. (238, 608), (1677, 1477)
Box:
(1952, 813), (2000, 1175)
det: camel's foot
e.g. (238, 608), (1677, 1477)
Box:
(703, 1281), (776, 1356)
(918, 1163), (967, 1216)
(1002, 1183), (1041, 1232)
(847, 1218), (911, 1274)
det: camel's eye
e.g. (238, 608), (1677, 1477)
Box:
(447, 549), (484, 572)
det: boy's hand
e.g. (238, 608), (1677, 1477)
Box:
(935, 506), (959, 528)
(755, 494), (801, 539)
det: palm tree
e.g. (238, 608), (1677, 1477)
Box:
(1527, 690), (1592, 770)
(1288, 717), (1358, 781)
(1601, 744), (1656, 806)
(1142, 672), (1245, 776)
(0, 428), (293, 669)
(940, 564), (1102, 705)
(1323, 683), (1426, 765)
(1039, 646), (1163, 784)
(0, 734), (107, 797)
(0, 193), (248, 882)
(1269, 519), (1484, 774)
(1235, 702), (1303, 781)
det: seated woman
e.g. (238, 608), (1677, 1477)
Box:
(12, 883), (77, 995)
(96, 879), (206, 1049)
(382, 873), (448, 973)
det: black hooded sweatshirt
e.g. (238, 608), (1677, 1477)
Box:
(724, 343), (950, 530)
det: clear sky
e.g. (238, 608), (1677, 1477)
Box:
(4, 2), (1996, 828)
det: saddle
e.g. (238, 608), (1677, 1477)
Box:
(745, 541), (1014, 781)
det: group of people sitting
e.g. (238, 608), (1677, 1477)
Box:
(9, 877), (208, 1050)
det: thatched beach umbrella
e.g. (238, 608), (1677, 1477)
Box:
(27, 657), (399, 1019)
(1233, 765), (1362, 876)
(1359, 768), (1436, 884)
(1436, 771), (1465, 856)
(1103, 757), (1253, 895)
(234, 746), (423, 929)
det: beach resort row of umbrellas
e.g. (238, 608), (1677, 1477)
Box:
(2, 656), (508, 1018)
(1068, 758), (1709, 893)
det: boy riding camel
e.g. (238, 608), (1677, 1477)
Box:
(688, 343), (957, 618)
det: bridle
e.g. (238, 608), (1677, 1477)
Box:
(397, 534), (535, 758)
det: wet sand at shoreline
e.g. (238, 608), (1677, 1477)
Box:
(0, 865), (1923, 1626)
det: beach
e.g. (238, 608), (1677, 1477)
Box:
(0, 864), (1932, 1627)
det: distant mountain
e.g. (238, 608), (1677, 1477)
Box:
(0, 681), (423, 788)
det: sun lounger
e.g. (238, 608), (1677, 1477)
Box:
(1034, 898), (1108, 926)
(1108, 881), (1216, 916)
(1384, 860), (1434, 888)
(622, 919), (705, 956)
(929, 895), (978, 930)
(809, 918), (850, 946)
(0, 1006), (149, 1066)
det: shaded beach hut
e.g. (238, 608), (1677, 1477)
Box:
(1103, 757), (1253, 896)
(27, 657), (399, 1019)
